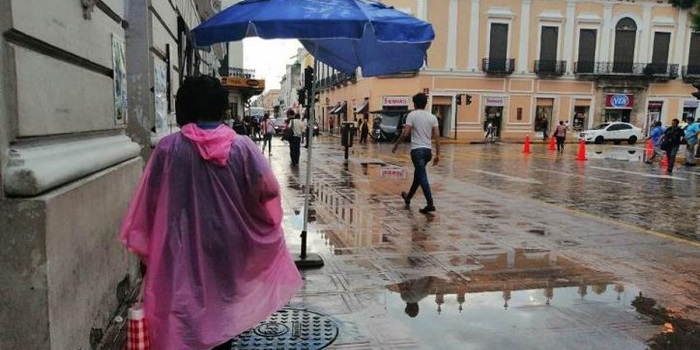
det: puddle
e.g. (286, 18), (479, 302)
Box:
(380, 277), (657, 349)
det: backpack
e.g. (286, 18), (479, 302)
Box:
(283, 119), (295, 140)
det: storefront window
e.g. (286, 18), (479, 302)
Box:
(573, 106), (588, 132)
(535, 99), (554, 133)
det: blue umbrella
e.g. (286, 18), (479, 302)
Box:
(192, 0), (434, 76)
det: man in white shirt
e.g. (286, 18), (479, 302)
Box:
(392, 92), (441, 214)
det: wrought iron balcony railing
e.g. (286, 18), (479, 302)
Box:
(224, 67), (256, 78)
(482, 58), (515, 75)
(643, 63), (679, 80)
(573, 61), (646, 75)
(682, 65), (700, 80)
(318, 72), (357, 89)
(534, 60), (566, 76)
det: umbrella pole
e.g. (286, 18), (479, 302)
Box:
(295, 58), (324, 269)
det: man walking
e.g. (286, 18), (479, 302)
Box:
(392, 92), (441, 214)
(661, 118), (684, 173)
(644, 121), (665, 164)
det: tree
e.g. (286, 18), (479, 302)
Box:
(670, 0), (700, 30)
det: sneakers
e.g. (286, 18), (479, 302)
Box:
(400, 192), (410, 209)
(419, 205), (436, 214)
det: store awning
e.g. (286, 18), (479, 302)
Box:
(354, 100), (369, 114)
(328, 102), (341, 113)
(331, 102), (347, 114)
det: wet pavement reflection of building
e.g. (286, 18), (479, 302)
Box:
(266, 136), (700, 349)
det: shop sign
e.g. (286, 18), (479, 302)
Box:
(485, 96), (505, 106)
(684, 100), (699, 108)
(382, 96), (410, 106)
(605, 94), (634, 109)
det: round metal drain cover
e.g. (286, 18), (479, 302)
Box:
(229, 308), (339, 349)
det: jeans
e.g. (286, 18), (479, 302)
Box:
(685, 142), (697, 165)
(261, 133), (272, 154)
(407, 148), (434, 206)
(289, 136), (301, 165)
(667, 145), (680, 171)
(556, 136), (565, 152)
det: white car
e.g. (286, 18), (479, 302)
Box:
(577, 122), (644, 145)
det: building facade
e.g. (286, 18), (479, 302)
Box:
(0, 1), (223, 349)
(316, 0), (699, 141)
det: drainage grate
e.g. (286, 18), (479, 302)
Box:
(229, 308), (339, 350)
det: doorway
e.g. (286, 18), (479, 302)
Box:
(604, 109), (630, 123)
(432, 103), (453, 138)
(484, 106), (503, 137)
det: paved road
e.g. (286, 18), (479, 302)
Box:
(259, 136), (699, 349)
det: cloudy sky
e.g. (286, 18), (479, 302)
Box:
(243, 37), (301, 91)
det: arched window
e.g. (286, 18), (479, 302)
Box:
(613, 17), (637, 73)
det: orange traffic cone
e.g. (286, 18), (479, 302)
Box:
(523, 135), (531, 154)
(576, 139), (587, 161)
(548, 136), (556, 151)
(645, 139), (653, 160)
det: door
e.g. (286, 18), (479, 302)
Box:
(613, 18), (637, 73)
(489, 23), (508, 71)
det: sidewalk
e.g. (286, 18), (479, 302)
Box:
(271, 137), (700, 349)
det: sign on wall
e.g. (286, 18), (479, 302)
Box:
(605, 94), (634, 109)
(111, 34), (127, 125)
(484, 96), (505, 106)
(382, 96), (410, 106)
(154, 59), (168, 134)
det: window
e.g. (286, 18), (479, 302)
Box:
(688, 32), (700, 75)
(649, 32), (671, 74)
(619, 124), (632, 130)
(577, 29), (597, 73)
(539, 26), (559, 72)
(613, 18), (637, 73)
(489, 23), (509, 71)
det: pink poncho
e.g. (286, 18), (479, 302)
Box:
(120, 124), (302, 349)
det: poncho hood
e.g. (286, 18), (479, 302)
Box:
(181, 123), (234, 166)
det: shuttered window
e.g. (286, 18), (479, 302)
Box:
(577, 29), (596, 73)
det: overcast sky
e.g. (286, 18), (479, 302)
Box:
(243, 37), (301, 91)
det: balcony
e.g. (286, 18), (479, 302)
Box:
(643, 63), (679, 81)
(482, 58), (515, 75)
(682, 65), (700, 82)
(318, 72), (356, 90)
(534, 60), (566, 76)
(574, 61), (646, 76)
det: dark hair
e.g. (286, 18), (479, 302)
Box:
(654, 121), (662, 127)
(672, 118), (680, 124)
(175, 76), (228, 126)
(412, 93), (428, 109)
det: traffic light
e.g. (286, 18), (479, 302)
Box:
(465, 94), (472, 105)
(692, 82), (700, 100)
(456, 94), (462, 105)
(297, 88), (306, 106)
(304, 66), (314, 91)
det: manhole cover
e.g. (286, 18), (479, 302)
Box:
(228, 308), (339, 350)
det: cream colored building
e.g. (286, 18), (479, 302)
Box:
(317, 0), (700, 141)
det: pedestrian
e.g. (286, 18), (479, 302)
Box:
(329, 117), (335, 135)
(542, 118), (549, 141)
(287, 109), (304, 165)
(553, 121), (567, 153)
(683, 117), (699, 166)
(485, 122), (494, 140)
(644, 121), (665, 164)
(660, 118), (684, 173)
(392, 92), (441, 214)
(261, 112), (275, 155)
(119, 76), (302, 350)
(360, 117), (369, 144)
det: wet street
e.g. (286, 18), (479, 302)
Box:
(263, 135), (700, 349)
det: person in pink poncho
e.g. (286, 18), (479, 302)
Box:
(119, 76), (302, 349)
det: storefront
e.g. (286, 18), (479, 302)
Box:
(534, 98), (554, 137)
(382, 95), (410, 111)
(683, 99), (698, 121)
(572, 99), (590, 132)
(646, 101), (663, 134)
(604, 94), (633, 123)
(484, 96), (505, 136)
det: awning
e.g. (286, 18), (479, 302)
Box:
(331, 102), (347, 114)
(354, 100), (369, 114)
(328, 102), (341, 113)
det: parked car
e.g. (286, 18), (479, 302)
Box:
(577, 122), (644, 145)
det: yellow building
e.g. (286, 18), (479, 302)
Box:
(315, 0), (700, 141)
